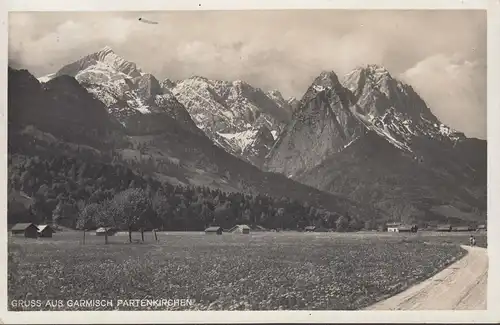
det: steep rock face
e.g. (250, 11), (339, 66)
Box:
(266, 71), (364, 177)
(9, 68), (119, 149)
(164, 76), (294, 167)
(40, 47), (202, 136)
(344, 65), (466, 149)
(265, 65), (486, 223)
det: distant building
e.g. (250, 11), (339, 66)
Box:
(397, 225), (413, 233)
(386, 222), (402, 232)
(251, 225), (267, 232)
(229, 224), (251, 234)
(476, 224), (487, 232)
(205, 226), (223, 235)
(11, 223), (39, 238)
(436, 224), (452, 232)
(95, 227), (116, 236)
(37, 225), (55, 238)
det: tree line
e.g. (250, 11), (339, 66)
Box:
(8, 154), (370, 233)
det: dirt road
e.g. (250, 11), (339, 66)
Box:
(366, 245), (488, 310)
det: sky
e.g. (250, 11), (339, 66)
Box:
(8, 10), (486, 139)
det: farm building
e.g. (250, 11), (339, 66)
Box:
(95, 227), (116, 236)
(397, 225), (414, 233)
(251, 225), (267, 232)
(477, 224), (487, 232)
(452, 226), (473, 232)
(304, 226), (316, 232)
(37, 225), (55, 238)
(436, 224), (452, 232)
(11, 223), (39, 238)
(205, 226), (223, 235)
(229, 225), (251, 234)
(386, 222), (402, 232)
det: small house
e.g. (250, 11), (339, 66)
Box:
(37, 225), (55, 238)
(397, 225), (414, 233)
(251, 225), (267, 232)
(11, 223), (39, 238)
(386, 222), (402, 232)
(436, 224), (452, 232)
(230, 224), (250, 234)
(476, 224), (487, 232)
(95, 227), (116, 236)
(304, 226), (316, 232)
(205, 226), (223, 235)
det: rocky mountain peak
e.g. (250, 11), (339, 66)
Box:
(312, 70), (341, 90)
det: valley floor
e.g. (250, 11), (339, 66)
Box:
(8, 231), (485, 311)
(366, 245), (488, 310)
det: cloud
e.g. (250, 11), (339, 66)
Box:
(401, 54), (486, 139)
(8, 10), (486, 139)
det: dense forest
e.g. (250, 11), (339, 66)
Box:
(8, 153), (369, 232)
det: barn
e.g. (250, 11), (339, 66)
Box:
(477, 224), (487, 232)
(95, 227), (116, 236)
(229, 225), (251, 234)
(386, 222), (402, 232)
(37, 225), (55, 238)
(397, 225), (413, 233)
(11, 223), (39, 238)
(205, 226), (223, 235)
(251, 225), (267, 232)
(304, 226), (316, 232)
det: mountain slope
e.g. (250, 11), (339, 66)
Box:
(40, 46), (202, 136)
(266, 71), (365, 177)
(41, 47), (294, 167)
(10, 67), (382, 224)
(266, 65), (486, 224)
(163, 76), (294, 167)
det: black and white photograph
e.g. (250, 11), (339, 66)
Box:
(4, 0), (499, 322)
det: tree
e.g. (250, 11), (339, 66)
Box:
(152, 191), (171, 229)
(335, 216), (349, 232)
(77, 203), (99, 230)
(111, 188), (151, 243)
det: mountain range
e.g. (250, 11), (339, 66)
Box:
(11, 46), (487, 225)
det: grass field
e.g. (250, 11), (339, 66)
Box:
(8, 231), (485, 311)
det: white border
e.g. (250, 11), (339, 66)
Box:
(2, 0), (499, 323)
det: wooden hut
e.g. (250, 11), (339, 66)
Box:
(386, 222), (402, 232)
(37, 225), (55, 238)
(11, 223), (39, 238)
(95, 227), (116, 236)
(205, 226), (223, 235)
(304, 226), (316, 232)
(476, 224), (487, 232)
(229, 224), (250, 234)
(397, 225), (413, 233)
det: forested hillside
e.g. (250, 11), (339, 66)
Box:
(8, 154), (365, 232)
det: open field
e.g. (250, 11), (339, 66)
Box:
(8, 231), (484, 311)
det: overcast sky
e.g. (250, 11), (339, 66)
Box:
(8, 10), (486, 139)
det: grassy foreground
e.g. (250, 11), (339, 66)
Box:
(8, 231), (481, 311)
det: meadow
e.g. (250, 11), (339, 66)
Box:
(8, 231), (484, 311)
